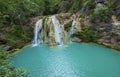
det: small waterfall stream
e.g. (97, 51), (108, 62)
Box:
(51, 16), (63, 45)
(32, 19), (43, 46)
(70, 20), (76, 42)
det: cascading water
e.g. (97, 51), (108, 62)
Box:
(32, 19), (43, 46)
(32, 15), (78, 46)
(69, 20), (76, 42)
(51, 16), (63, 45)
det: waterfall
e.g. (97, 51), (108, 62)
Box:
(32, 14), (79, 46)
(70, 20), (76, 42)
(32, 19), (43, 46)
(51, 16), (63, 45)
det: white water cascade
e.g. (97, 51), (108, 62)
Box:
(32, 15), (78, 46)
(32, 19), (43, 46)
(51, 16), (63, 45)
(70, 20), (76, 42)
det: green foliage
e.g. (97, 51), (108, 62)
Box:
(113, 45), (120, 51)
(44, 0), (60, 14)
(82, 0), (90, 7)
(10, 25), (26, 39)
(58, 1), (71, 13)
(82, 0), (95, 16)
(90, 6), (111, 22)
(0, 52), (27, 77)
(6, 24), (24, 48)
(0, 0), (63, 24)
(0, 0), (45, 24)
(82, 0), (95, 8)
(68, 0), (96, 14)
(0, 23), (33, 49)
(79, 26), (100, 42)
(68, 0), (81, 13)
(64, 21), (73, 32)
(0, 0), (117, 25)
(106, 0), (117, 8)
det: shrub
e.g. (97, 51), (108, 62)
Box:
(0, 0), (45, 24)
(68, 0), (81, 13)
(78, 26), (100, 42)
(44, 0), (60, 14)
(113, 45), (120, 51)
(90, 6), (111, 22)
(0, 52), (27, 77)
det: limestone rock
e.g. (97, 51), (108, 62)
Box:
(72, 37), (82, 43)
(96, 3), (104, 8)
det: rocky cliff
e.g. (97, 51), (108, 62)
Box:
(30, 13), (120, 50)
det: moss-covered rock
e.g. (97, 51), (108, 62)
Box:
(64, 21), (72, 32)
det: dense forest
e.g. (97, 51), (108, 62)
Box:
(0, 0), (119, 24)
(0, 0), (120, 76)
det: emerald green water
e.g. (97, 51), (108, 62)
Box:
(10, 43), (120, 77)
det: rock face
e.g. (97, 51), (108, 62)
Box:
(32, 13), (120, 50)
(95, 17), (120, 50)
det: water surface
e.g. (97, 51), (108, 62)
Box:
(10, 43), (120, 77)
